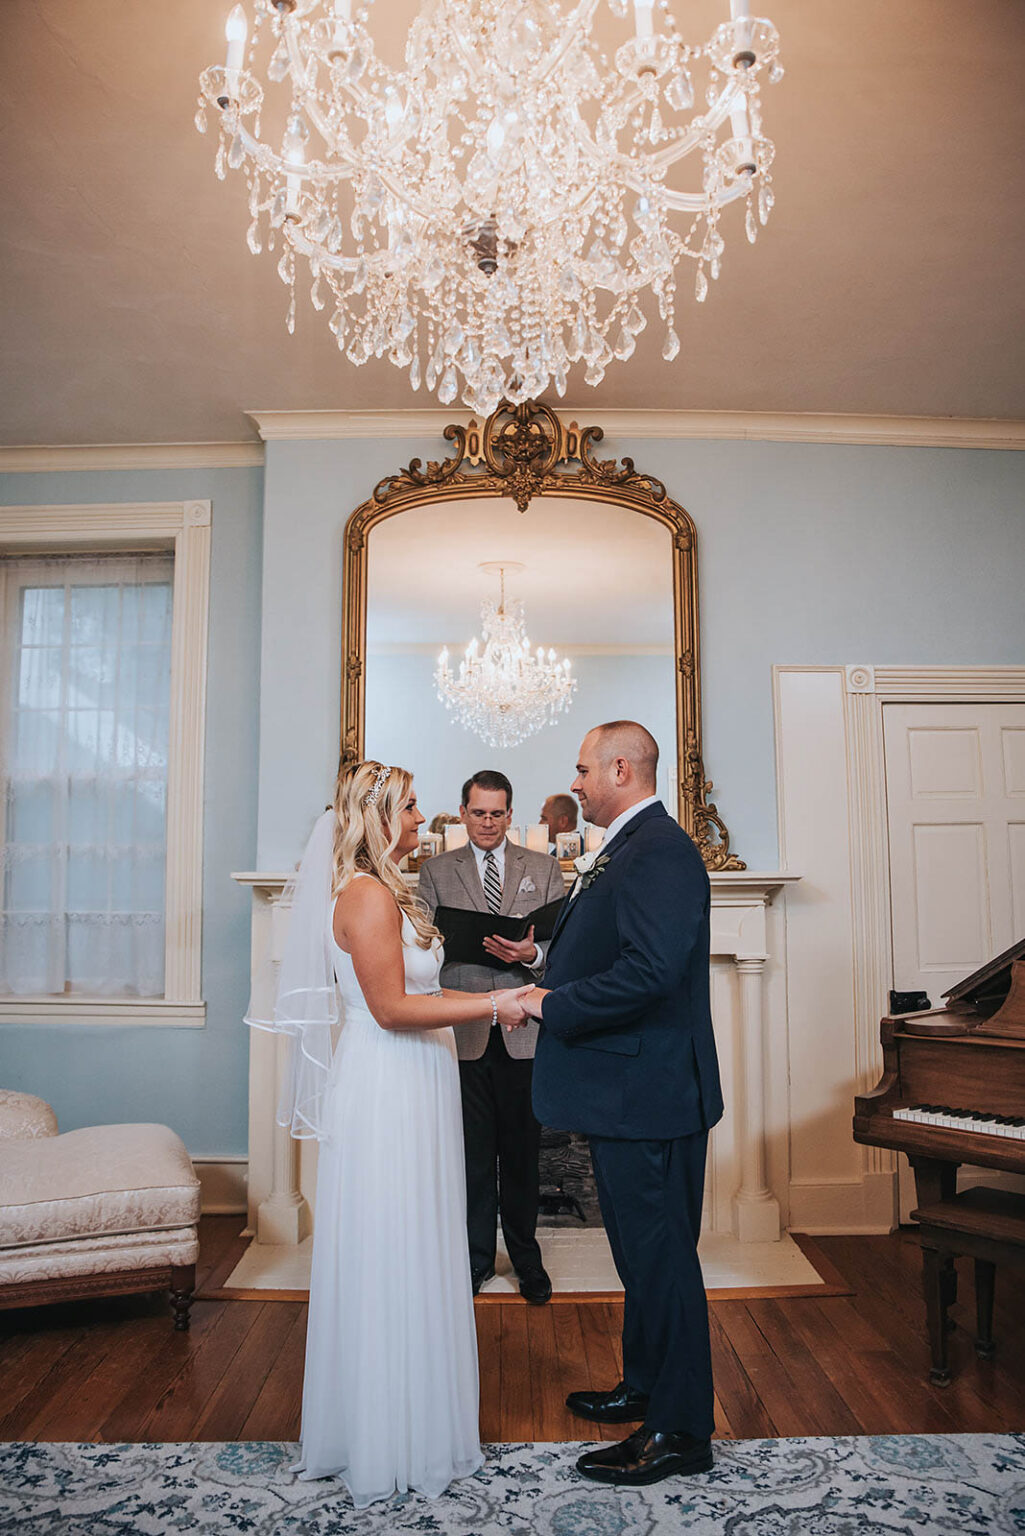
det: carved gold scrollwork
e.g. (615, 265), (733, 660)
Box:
(341, 399), (742, 870)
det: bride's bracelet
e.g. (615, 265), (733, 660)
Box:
(488, 992), (498, 1027)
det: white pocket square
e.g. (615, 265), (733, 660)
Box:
(517, 877), (537, 894)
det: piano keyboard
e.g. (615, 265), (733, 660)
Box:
(894, 1105), (1025, 1140)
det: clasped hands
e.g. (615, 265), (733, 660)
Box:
(493, 985), (549, 1030)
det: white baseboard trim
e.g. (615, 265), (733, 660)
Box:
(193, 1156), (248, 1215)
(788, 1171), (897, 1235)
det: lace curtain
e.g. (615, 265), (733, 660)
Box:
(0, 552), (174, 997)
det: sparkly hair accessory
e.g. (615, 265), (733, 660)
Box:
(364, 765), (391, 807)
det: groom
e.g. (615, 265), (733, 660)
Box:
(519, 720), (722, 1486)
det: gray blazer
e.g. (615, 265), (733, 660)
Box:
(417, 842), (566, 1061)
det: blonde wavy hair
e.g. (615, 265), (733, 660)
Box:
(331, 760), (440, 949)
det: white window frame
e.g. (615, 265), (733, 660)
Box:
(0, 501), (211, 1027)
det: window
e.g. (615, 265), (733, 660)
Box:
(0, 553), (174, 996)
(0, 502), (210, 1026)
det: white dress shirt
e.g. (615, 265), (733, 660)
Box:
(470, 836), (508, 882)
(600, 794), (661, 849)
(570, 795), (661, 900)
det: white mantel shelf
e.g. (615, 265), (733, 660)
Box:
(233, 868), (799, 1248)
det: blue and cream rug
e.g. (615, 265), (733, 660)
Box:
(2, 1435), (1023, 1534)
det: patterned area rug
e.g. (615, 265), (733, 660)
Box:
(2, 1435), (1024, 1535)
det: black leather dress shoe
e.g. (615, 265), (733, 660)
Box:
(471, 1267), (495, 1296)
(518, 1267), (552, 1305)
(565, 1380), (649, 1424)
(576, 1428), (714, 1485)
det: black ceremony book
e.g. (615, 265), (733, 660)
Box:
(432, 897), (566, 966)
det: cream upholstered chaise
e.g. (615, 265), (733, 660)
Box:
(0, 1090), (201, 1329)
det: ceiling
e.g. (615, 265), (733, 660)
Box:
(2, 0), (1024, 446)
(365, 495), (673, 646)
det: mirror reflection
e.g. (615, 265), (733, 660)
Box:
(364, 494), (677, 838)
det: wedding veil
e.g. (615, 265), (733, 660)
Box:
(245, 808), (340, 1141)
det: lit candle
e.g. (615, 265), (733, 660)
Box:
(584, 825), (604, 853)
(444, 824), (468, 851)
(525, 824), (549, 853)
(224, 4), (248, 96)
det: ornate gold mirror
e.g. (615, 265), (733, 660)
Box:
(341, 401), (742, 870)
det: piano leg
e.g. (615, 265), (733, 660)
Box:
(974, 1260), (996, 1359)
(909, 1156), (959, 1320)
(909, 1156), (958, 1208)
(921, 1242), (952, 1385)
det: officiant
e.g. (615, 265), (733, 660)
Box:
(418, 769), (566, 1304)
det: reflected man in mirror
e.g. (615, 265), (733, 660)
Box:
(417, 769), (566, 1304)
(519, 721), (722, 1486)
(540, 792), (579, 851)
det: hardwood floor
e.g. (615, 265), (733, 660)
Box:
(2, 1216), (1023, 1444)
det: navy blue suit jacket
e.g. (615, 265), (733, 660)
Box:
(532, 801), (723, 1141)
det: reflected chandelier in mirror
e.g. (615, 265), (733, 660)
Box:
(341, 400), (744, 871)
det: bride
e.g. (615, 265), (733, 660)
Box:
(248, 760), (533, 1507)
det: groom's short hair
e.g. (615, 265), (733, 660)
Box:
(593, 721), (659, 790)
(461, 769), (513, 809)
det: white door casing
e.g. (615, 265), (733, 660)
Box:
(883, 701), (1025, 1217)
(775, 666), (1025, 1234)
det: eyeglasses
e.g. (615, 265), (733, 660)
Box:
(465, 810), (510, 822)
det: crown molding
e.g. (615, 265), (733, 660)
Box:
(246, 408), (1025, 450)
(0, 442), (264, 473)
(5, 413), (1022, 466)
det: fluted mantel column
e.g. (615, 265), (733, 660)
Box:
(710, 872), (799, 1243)
(232, 873), (311, 1244)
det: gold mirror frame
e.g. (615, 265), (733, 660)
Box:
(341, 400), (744, 871)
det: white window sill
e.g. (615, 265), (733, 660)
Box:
(0, 998), (207, 1028)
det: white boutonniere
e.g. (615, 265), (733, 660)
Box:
(573, 849), (611, 893)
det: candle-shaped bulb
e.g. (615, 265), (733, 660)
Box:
(224, 5), (247, 93)
(729, 0), (750, 17)
(633, 0), (654, 39)
(225, 4), (248, 48)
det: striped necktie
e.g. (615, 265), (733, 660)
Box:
(483, 850), (502, 914)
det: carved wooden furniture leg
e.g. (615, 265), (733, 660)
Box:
(921, 1243), (951, 1384)
(911, 1156), (959, 1315)
(974, 1259), (996, 1358)
(170, 1264), (196, 1332)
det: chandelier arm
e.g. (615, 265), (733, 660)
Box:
(224, 116), (359, 187)
(535, 0), (602, 85)
(648, 81), (748, 170)
(660, 178), (750, 213)
(566, 119), (739, 217)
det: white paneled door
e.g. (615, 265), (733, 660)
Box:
(883, 702), (1025, 1213)
(884, 704), (1025, 1000)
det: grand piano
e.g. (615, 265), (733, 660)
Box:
(854, 940), (1025, 1208)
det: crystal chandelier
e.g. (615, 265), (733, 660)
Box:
(198, 0), (781, 414)
(435, 565), (576, 748)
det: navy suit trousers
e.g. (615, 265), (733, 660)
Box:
(589, 1130), (714, 1438)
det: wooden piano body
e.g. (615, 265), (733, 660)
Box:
(853, 939), (1025, 1208)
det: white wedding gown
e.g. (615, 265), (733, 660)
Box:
(295, 882), (484, 1506)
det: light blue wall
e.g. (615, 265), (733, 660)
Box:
(2, 432), (1021, 1154)
(0, 466), (263, 1156)
(259, 433), (1025, 874)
